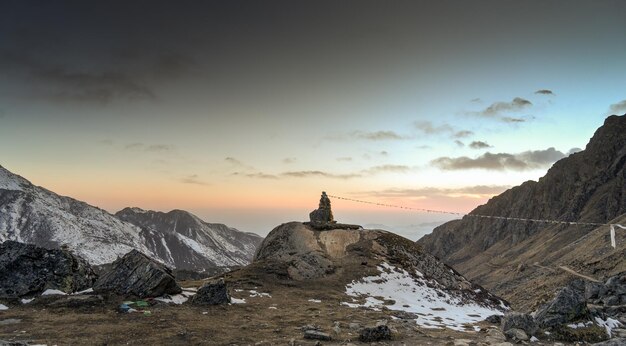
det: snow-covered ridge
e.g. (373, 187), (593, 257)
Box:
(0, 164), (262, 269)
(342, 262), (508, 331)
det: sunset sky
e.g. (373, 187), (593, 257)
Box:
(1, 1), (626, 238)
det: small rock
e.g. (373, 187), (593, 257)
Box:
(501, 312), (538, 335)
(504, 328), (529, 342)
(0, 319), (21, 326)
(349, 322), (360, 330)
(486, 314), (502, 324)
(190, 278), (230, 305)
(0, 340), (29, 346)
(303, 330), (332, 341)
(590, 338), (626, 346)
(359, 325), (392, 342)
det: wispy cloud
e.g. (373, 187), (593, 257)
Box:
(363, 165), (411, 174)
(454, 140), (465, 147)
(282, 157), (297, 164)
(431, 147), (568, 171)
(414, 121), (453, 135)
(232, 172), (279, 179)
(469, 141), (492, 149)
(534, 89), (555, 95)
(180, 174), (209, 186)
(336, 157), (353, 162)
(453, 130), (474, 138)
(282, 170), (362, 179)
(356, 185), (510, 198)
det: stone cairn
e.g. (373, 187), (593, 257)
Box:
(306, 192), (361, 230)
(309, 191), (336, 225)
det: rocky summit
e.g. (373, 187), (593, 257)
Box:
(417, 114), (626, 311)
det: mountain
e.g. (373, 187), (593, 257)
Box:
(0, 165), (262, 270)
(417, 114), (626, 310)
(115, 208), (262, 270)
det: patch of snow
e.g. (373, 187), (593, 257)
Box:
(269, 306), (277, 310)
(595, 316), (622, 337)
(20, 298), (34, 304)
(182, 287), (197, 292)
(530, 336), (538, 342)
(308, 299), (322, 303)
(249, 290), (271, 298)
(342, 262), (506, 332)
(0, 304), (8, 310)
(156, 293), (191, 305)
(234, 289), (243, 292)
(41, 289), (67, 296)
(72, 288), (93, 295)
(230, 297), (246, 304)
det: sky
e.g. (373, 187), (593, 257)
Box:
(1, 1), (626, 238)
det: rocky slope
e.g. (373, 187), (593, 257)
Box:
(116, 208), (262, 270)
(235, 212), (509, 331)
(0, 165), (262, 270)
(417, 114), (626, 310)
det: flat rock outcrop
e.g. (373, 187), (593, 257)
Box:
(93, 250), (181, 297)
(0, 240), (96, 298)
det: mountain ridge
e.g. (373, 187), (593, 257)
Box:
(0, 164), (262, 270)
(417, 114), (626, 310)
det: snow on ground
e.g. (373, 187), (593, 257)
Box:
(20, 298), (34, 304)
(41, 289), (67, 296)
(72, 288), (94, 295)
(230, 297), (246, 304)
(0, 304), (8, 310)
(342, 262), (506, 331)
(249, 290), (271, 298)
(156, 288), (197, 305)
(308, 299), (322, 303)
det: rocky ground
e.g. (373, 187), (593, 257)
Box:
(0, 277), (587, 346)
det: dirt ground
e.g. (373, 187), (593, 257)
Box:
(0, 276), (584, 346)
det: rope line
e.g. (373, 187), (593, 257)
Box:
(327, 193), (624, 248)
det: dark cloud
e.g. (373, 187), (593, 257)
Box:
(469, 141), (492, 149)
(535, 89), (555, 95)
(0, 51), (155, 104)
(609, 100), (626, 114)
(454, 140), (465, 147)
(180, 174), (209, 186)
(282, 157), (296, 164)
(358, 185), (510, 198)
(431, 147), (566, 171)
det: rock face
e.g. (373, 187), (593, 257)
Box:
(0, 164), (263, 270)
(0, 240), (97, 298)
(308, 192), (335, 224)
(501, 312), (538, 336)
(190, 278), (230, 305)
(359, 325), (392, 342)
(93, 250), (181, 297)
(417, 114), (626, 310)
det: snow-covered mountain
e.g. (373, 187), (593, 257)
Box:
(0, 165), (262, 270)
(115, 208), (262, 270)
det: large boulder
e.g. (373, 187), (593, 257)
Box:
(190, 278), (230, 305)
(535, 281), (589, 328)
(0, 240), (97, 298)
(501, 312), (538, 336)
(93, 250), (181, 297)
